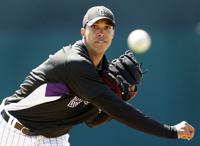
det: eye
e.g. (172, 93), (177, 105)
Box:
(104, 25), (112, 31)
(91, 25), (97, 30)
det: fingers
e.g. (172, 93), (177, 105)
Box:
(175, 121), (195, 140)
(128, 85), (136, 92)
(185, 122), (195, 140)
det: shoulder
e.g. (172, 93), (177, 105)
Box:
(67, 41), (93, 71)
(47, 40), (90, 66)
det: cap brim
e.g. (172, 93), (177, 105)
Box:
(87, 17), (115, 26)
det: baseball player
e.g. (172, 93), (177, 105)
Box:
(0, 5), (195, 146)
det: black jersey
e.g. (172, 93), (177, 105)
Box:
(4, 40), (177, 138)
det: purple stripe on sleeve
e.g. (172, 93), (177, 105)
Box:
(45, 83), (70, 96)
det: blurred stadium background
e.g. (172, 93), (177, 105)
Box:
(0, 0), (199, 146)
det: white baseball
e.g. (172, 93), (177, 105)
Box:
(127, 29), (151, 54)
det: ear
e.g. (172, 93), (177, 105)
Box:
(112, 29), (115, 37)
(80, 28), (86, 37)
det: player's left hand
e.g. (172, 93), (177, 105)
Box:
(100, 50), (143, 101)
(128, 85), (137, 97)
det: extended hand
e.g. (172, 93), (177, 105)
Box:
(174, 121), (195, 140)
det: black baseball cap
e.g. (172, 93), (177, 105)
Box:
(82, 6), (115, 28)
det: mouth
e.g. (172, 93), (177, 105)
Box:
(95, 40), (107, 44)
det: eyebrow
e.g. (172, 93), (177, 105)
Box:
(95, 19), (114, 26)
(92, 23), (114, 28)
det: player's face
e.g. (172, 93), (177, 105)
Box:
(81, 19), (115, 55)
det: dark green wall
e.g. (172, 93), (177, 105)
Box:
(0, 0), (199, 146)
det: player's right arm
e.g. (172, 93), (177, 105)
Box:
(66, 57), (194, 140)
(85, 111), (112, 128)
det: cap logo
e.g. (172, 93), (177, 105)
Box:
(97, 8), (105, 16)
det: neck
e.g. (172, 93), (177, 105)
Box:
(82, 39), (104, 67)
(89, 52), (104, 67)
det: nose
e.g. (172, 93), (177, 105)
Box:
(97, 28), (105, 37)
